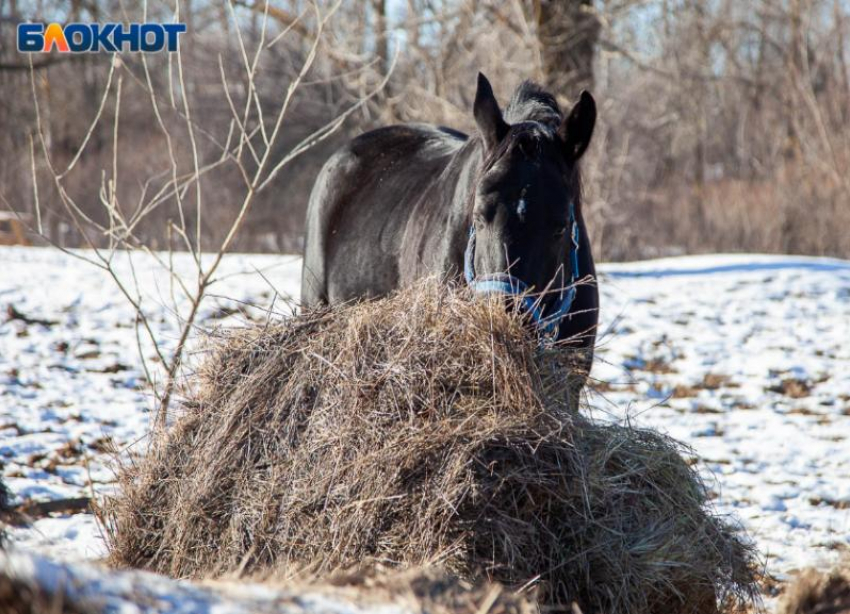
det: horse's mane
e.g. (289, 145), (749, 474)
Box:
(503, 80), (562, 127)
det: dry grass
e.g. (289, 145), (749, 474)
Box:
(778, 562), (850, 614)
(283, 566), (539, 614)
(0, 555), (532, 614)
(602, 163), (850, 261)
(104, 280), (759, 614)
(0, 477), (11, 544)
(0, 573), (91, 614)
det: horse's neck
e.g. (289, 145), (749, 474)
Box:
(439, 142), (485, 275)
(396, 139), (482, 282)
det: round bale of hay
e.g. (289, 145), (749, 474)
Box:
(106, 281), (758, 614)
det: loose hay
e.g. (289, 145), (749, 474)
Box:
(105, 280), (759, 614)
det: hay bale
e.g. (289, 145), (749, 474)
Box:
(778, 563), (850, 614)
(105, 281), (758, 614)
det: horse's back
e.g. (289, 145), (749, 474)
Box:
(302, 124), (465, 306)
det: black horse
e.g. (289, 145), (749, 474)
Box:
(302, 73), (599, 367)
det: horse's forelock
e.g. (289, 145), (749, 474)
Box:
(475, 81), (563, 172)
(476, 124), (583, 211)
(481, 125), (533, 170)
(503, 80), (562, 127)
(474, 82), (581, 208)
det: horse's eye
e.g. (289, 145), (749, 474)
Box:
(475, 202), (497, 225)
(553, 226), (567, 238)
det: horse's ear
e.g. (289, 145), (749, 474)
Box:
(474, 72), (508, 151)
(559, 90), (596, 162)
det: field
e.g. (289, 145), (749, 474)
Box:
(1, 245), (849, 581)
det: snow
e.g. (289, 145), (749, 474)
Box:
(0, 548), (413, 614)
(0, 246), (301, 562)
(1, 246), (848, 580)
(594, 254), (850, 575)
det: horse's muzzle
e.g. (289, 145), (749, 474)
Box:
(464, 226), (577, 340)
(467, 272), (553, 329)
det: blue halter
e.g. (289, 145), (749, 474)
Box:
(464, 201), (580, 339)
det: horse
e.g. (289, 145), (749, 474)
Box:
(302, 73), (599, 371)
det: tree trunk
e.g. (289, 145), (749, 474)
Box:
(372, 0), (393, 112)
(372, 0), (390, 78)
(533, 0), (600, 96)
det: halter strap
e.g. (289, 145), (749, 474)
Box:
(464, 200), (580, 340)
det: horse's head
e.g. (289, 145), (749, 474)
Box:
(466, 73), (596, 334)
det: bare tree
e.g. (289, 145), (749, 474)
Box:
(2, 0), (849, 262)
(25, 0), (390, 423)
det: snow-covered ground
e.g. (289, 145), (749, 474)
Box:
(1, 246), (848, 580)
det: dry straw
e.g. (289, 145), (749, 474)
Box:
(105, 280), (759, 614)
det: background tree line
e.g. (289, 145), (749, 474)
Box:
(1, 0), (849, 261)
